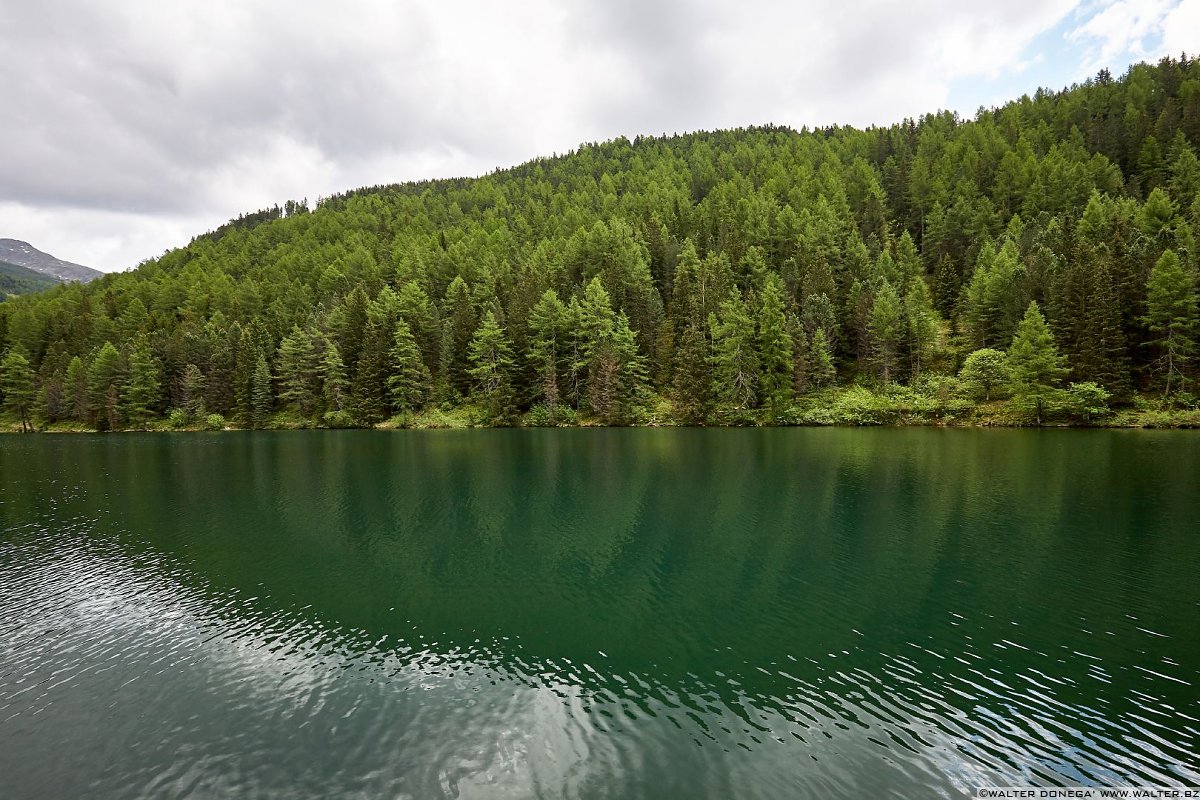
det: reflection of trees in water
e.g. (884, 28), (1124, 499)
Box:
(4, 430), (1198, 777)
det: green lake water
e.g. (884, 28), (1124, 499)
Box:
(1, 429), (1197, 798)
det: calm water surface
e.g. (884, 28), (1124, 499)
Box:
(1, 429), (1198, 798)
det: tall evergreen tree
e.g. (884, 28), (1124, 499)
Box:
(757, 274), (794, 416)
(709, 288), (759, 410)
(250, 355), (272, 428)
(64, 355), (88, 422)
(124, 338), (162, 426)
(1143, 249), (1198, 394)
(0, 348), (35, 432)
(527, 289), (569, 416)
(88, 341), (124, 431)
(868, 281), (903, 383)
(467, 311), (516, 421)
(276, 325), (319, 416)
(388, 319), (432, 413)
(1008, 302), (1068, 423)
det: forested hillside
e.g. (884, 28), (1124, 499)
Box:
(2, 57), (1199, 431)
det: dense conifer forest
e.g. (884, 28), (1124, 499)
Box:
(2, 57), (1200, 431)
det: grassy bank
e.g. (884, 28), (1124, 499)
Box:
(4, 386), (1198, 433)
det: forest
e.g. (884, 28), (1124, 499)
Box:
(1, 57), (1199, 431)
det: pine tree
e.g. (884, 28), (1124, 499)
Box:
(397, 280), (441, 378)
(179, 364), (207, 420)
(757, 273), (794, 416)
(1143, 249), (1198, 395)
(1008, 302), (1068, 424)
(709, 288), (759, 410)
(904, 277), (939, 381)
(233, 326), (259, 424)
(441, 277), (476, 398)
(388, 319), (432, 412)
(673, 322), (712, 423)
(250, 355), (272, 429)
(868, 281), (903, 383)
(88, 341), (124, 431)
(319, 338), (349, 415)
(808, 328), (837, 390)
(1, 348), (36, 432)
(527, 289), (568, 416)
(351, 319), (391, 424)
(64, 355), (88, 422)
(276, 325), (319, 417)
(124, 339), (162, 426)
(467, 310), (516, 421)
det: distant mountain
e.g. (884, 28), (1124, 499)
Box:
(0, 259), (60, 298)
(0, 239), (102, 284)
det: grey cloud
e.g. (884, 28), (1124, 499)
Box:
(2, 0), (1173, 273)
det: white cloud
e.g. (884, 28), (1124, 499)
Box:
(2, 0), (1188, 273)
(1067, 0), (1177, 74)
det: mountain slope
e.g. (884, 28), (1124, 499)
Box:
(0, 240), (101, 284)
(1, 56), (1198, 431)
(0, 260), (60, 298)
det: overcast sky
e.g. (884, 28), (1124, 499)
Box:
(1, 0), (1197, 272)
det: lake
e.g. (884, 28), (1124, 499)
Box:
(1, 429), (1198, 798)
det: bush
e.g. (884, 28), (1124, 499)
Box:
(322, 410), (356, 429)
(1065, 382), (1110, 423)
(168, 408), (190, 428)
(204, 413), (226, 430)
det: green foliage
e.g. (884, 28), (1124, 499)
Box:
(1065, 381), (1111, 422)
(1007, 302), (1069, 424)
(204, 413), (226, 430)
(959, 348), (1009, 401)
(250, 355), (272, 429)
(1143, 249), (1197, 394)
(757, 274), (793, 417)
(388, 319), (433, 412)
(124, 338), (162, 426)
(1, 348), (36, 431)
(467, 310), (516, 422)
(3, 57), (1200, 430)
(709, 289), (759, 410)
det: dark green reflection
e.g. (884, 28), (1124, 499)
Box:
(1, 429), (1198, 796)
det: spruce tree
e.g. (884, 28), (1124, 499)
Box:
(64, 355), (87, 422)
(276, 326), (318, 417)
(673, 322), (711, 423)
(441, 277), (476, 398)
(124, 339), (162, 426)
(467, 310), (516, 422)
(757, 274), (794, 416)
(868, 281), (903, 383)
(1143, 249), (1198, 395)
(88, 341), (124, 431)
(709, 288), (759, 410)
(319, 338), (349, 415)
(527, 289), (568, 416)
(1008, 302), (1068, 424)
(0, 348), (36, 432)
(808, 328), (837, 390)
(250, 355), (272, 429)
(388, 319), (432, 413)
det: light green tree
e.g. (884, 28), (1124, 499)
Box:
(1, 348), (36, 432)
(1143, 250), (1197, 395)
(1007, 302), (1068, 424)
(959, 348), (1009, 401)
